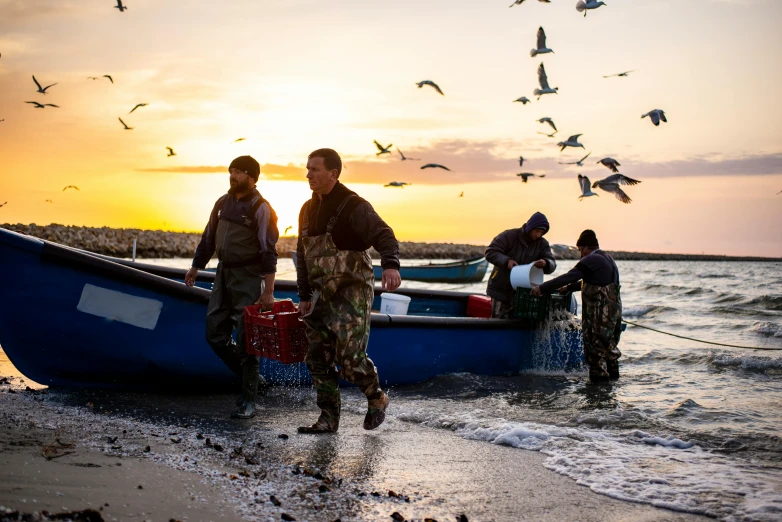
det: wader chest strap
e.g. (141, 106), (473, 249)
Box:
(326, 195), (355, 235)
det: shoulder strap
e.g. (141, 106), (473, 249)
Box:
(327, 194), (355, 234)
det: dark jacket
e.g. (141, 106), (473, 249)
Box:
(485, 212), (556, 303)
(192, 188), (279, 273)
(296, 182), (400, 300)
(539, 249), (619, 295)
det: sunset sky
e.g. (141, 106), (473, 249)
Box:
(1, 0), (781, 256)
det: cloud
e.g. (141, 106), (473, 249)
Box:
(135, 163), (304, 177)
(630, 153), (782, 178)
(134, 148), (782, 186)
(136, 166), (228, 174)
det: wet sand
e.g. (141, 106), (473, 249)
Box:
(0, 366), (709, 522)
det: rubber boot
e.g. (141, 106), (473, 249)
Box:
(235, 374), (267, 407)
(297, 407), (340, 434)
(607, 360), (620, 380)
(363, 391), (389, 430)
(231, 365), (259, 419)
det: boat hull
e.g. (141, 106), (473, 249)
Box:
(0, 228), (584, 390)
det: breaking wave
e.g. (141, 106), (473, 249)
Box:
(392, 406), (782, 520)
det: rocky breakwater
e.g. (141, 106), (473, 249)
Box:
(2, 224), (779, 262)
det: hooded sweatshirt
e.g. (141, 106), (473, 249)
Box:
(485, 212), (557, 303)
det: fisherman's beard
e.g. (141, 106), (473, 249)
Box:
(228, 178), (251, 195)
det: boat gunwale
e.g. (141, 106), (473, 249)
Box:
(4, 229), (537, 331)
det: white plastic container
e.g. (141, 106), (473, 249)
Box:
(510, 263), (544, 289)
(380, 293), (412, 315)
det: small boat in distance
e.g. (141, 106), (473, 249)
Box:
(290, 251), (489, 283)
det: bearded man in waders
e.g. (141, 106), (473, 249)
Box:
(531, 230), (622, 382)
(185, 155), (279, 418)
(295, 148), (401, 433)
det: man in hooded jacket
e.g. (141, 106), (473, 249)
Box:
(485, 212), (557, 319)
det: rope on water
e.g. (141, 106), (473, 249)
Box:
(622, 319), (782, 351)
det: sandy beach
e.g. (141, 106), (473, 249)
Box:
(0, 368), (710, 522)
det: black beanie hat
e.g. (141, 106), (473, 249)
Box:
(229, 155), (260, 181)
(576, 229), (599, 248)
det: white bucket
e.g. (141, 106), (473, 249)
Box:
(380, 293), (412, 315)
(510, 263), (544, 289)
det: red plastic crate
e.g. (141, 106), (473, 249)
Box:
(244, 300), (308, 364)
(466, 294), (492, 318)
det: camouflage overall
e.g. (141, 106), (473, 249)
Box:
(301, 195), (384, 429)
(581, 282), (622, 380)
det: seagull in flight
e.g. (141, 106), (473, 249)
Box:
(45, 199), (53, 203)
(557, 134), (584, 152)
(397, 147), (420, 161)
(533, 63), (558, 100)
(509, 0), (551, 5)
(578, 175), (598, 200)
(284, 226), (293, 235)
(384, 182), (410, 188)
(234, 138), (245, 142)
(421, 163), (451, 171)
(530, 27), (554, 57)
(559, 151), (592, 167)
(416, 80), (444, 96)
(115, 0), (128, 12)
(537, 117), (557, 132)
(25, 101), (59, 109)
(517, 173), (545, 183)
(592, 174), (640, 204)
(597, 157), (621, 172)
(32, 75), (57, 95)
(604, 70), (634, 78)
(374, 140), (393, 155)
(0, 202), (6, 208)
(166, 147), (176, 157)
(118, 117), (133, 130)
(128, 103), (148, 115)
(537, 131), (557, 138)
(519, 156), (525, 167)
(576, 0), (607, 17)
(63, 185), (80, 192)
(103, 75), (114, 84)
(642, 109), (667, 126)
(514, 96), (531, 104)
(458, 192), (464, 198)
(87, 76), (99, 80)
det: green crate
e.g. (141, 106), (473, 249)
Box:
(512, 288), (573, 320)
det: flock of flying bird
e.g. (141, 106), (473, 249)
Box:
(2, 2), (778, 211)
(376, 1), (671, 205)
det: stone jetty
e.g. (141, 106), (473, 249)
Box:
(2, 224), (780, 262)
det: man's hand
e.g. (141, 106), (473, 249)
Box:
(507, 259), (519, 270)
(184, 267), (198, 287)
(256, 290), (274, 311)
(557, 285), (569, 295)
(530, 285), (543, 297)
(298, 300), (312, 317)
(382, 269), (402, 292)
(533, 259), (547, 269)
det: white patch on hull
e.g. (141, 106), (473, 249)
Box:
(76, 284), (162, 330)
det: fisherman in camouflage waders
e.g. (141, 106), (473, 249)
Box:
(532, 230), (622, 382)
(185, 156), (279, 418)
(295, 148), (401, 433)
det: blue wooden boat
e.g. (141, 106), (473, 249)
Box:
(291, 251), (489, 283)
(0, 227), (584, 390)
